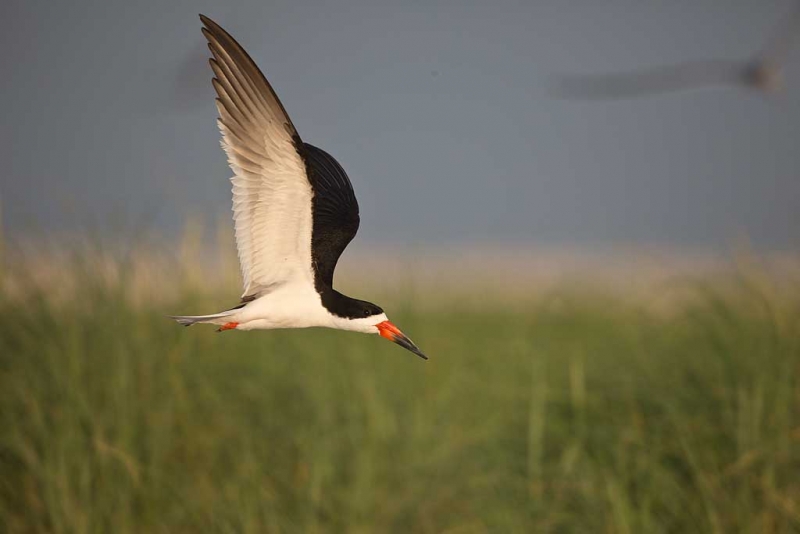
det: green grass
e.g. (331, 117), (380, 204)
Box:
(1, 257), (800, 533)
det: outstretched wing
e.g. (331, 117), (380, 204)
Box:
(200, 15), (314, 299)
(301, 143), (360, 289)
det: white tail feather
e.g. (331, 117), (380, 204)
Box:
(168, 309), (240, 327)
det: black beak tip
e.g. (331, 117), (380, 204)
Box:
(406, 347), (428, 360)
(394, 335), (428, 361)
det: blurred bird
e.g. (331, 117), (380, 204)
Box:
(169, 15), (427, 360)
(553, 2), (800, 99)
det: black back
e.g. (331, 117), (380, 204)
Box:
(298, 142), (381, 319)
(299, 142), (360, 286)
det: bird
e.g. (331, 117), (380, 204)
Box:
(552, 2), (800, 99)
(169, 15), (427, 360)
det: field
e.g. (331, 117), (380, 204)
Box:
(1, 240), (800, 533)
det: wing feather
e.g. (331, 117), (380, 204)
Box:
(301, 144), (360, 288)
(200, 15), (313, 299)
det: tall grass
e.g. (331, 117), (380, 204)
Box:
(1, 245), (799, 533)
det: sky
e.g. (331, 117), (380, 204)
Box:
(2, 0), (799, 251)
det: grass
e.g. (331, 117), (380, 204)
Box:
(1, 247), (800, 533)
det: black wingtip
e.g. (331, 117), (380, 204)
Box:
(199, 15), (223, 38)
(199, 14), (224, 35)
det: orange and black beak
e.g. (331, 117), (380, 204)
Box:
(376, 321), (427, 360)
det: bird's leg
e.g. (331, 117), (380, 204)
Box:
(217, 322), (239, 332)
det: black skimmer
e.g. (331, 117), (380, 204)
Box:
(170, 15), (427, 360)
(552, 2), (800, 99)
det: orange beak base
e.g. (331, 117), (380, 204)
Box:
(376, 321), (427, 360)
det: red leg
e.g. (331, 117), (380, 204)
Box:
(217, 322), (239, 332)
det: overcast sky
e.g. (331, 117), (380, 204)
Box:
(2, 0), (799, 251)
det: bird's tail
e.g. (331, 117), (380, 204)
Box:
(168, 308), (240, 327)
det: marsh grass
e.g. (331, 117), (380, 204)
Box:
(1, 245), (799, 533)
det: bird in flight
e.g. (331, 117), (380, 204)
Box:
(170, 15), (427, 360)
(552, 2), (800, 99)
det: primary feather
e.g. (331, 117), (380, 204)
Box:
(201, 15), (313, 300)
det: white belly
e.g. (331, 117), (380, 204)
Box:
(231, 282), (335, 331)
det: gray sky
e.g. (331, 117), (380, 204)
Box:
(2, 0), (799, 250)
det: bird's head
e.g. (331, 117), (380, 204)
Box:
(332, 299), (427, 360)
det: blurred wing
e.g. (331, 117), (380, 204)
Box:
(301, 144), (360, 288)
(201, 15), (313, 299)
(552, 60), (746, 100)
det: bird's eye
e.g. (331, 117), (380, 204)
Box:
(364, 309), (372, 317)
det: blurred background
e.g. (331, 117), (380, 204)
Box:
(2, 0), (800, 532)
